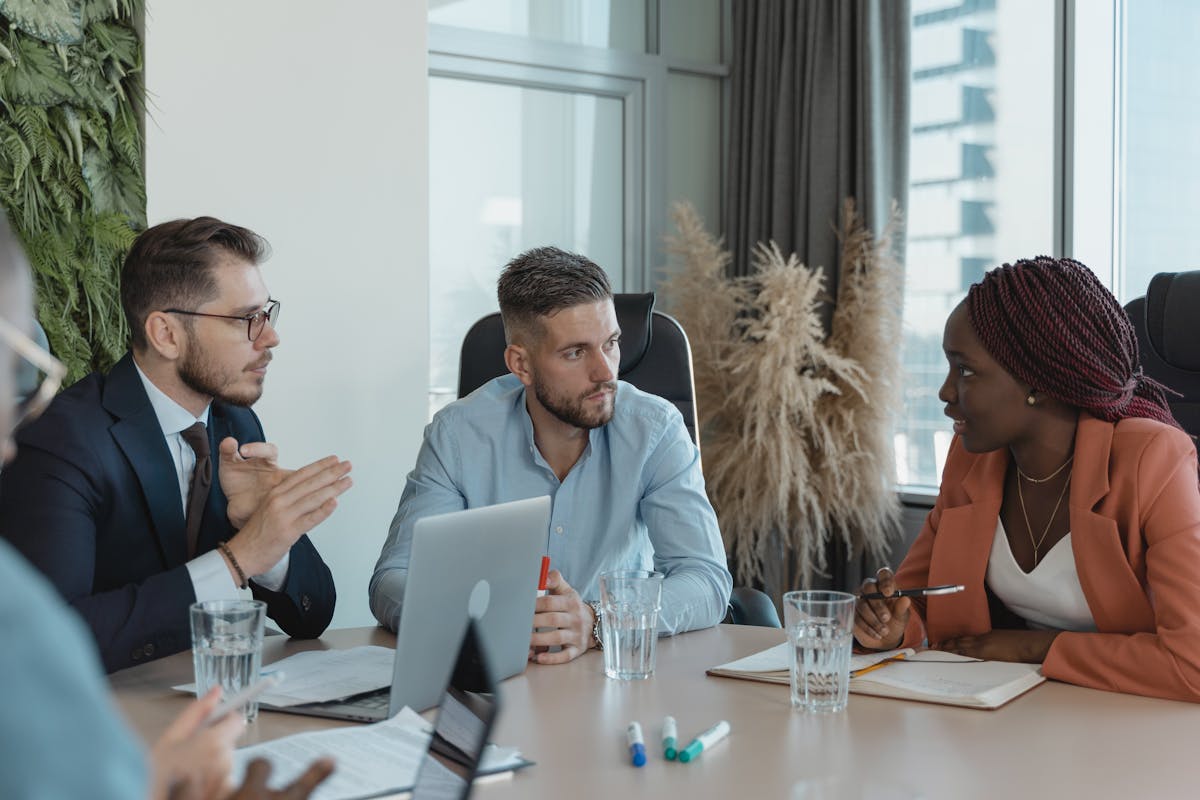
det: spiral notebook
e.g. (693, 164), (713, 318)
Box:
(707, 643), (1045, 710)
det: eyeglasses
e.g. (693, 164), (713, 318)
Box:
(0, 314), (67, 427)
(164, 298), (281, 342)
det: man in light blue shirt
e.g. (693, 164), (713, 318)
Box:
(371, 246), (732, 664)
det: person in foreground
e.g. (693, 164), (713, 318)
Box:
(0, 214), (332, 798)
(855, 256), (1200, 703)
(370, 246), (732, 662)
(0, 217), (351, 672)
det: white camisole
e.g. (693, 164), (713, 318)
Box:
(984, 519), (1097, 632)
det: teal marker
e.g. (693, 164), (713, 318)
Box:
(677, 720), (731, 764)
(663, 716), (678, 760)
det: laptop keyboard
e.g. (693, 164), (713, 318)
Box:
(351, 690), (390, 710)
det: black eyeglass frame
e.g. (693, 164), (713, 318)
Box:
(0, 314), (67, 427)
(164, 298), (281, 342)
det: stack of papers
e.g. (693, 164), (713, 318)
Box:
(708, 643), (1045, 709)
(173, 646), (395, 707)
(231, 707), (530, 800)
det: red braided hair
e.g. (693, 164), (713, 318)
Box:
(965, 256), (1182, 428)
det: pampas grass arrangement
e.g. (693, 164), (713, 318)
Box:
(664, 201), (904, 591)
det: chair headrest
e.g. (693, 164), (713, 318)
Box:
(1146, 271), (1200, 372)
(614, 293), (655, 375)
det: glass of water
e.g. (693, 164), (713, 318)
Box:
(599, 570), (663, 680)
(190, 599), (267, 722)
(784, 590), (856, 713)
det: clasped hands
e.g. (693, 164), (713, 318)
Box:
(218, 438), (352, 578)
(529, 569), (596, 665)
(854, 567), (1059, 664)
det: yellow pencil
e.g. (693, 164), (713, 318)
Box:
(851, 653), (907, 678)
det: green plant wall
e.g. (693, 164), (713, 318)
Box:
(0, 0), (145, 384)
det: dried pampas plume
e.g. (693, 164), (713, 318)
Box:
(663, 201), (904, 590)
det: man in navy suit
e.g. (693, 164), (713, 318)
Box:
(0, 217), (352, 672)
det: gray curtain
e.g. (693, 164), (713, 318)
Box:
(726, 0), (910, 286)
(724, 0), (910, 598)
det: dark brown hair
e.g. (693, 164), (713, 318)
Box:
(966, 255), (1180, 427)
(121, 217), (269, 350)
(497, 246), (611, 344)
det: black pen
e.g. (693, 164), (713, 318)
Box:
(859, 583), (965, 600)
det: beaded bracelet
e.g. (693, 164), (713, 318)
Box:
(217, 541), (249, 589)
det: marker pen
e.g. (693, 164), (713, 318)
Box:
(677, 720), (730, 764)
(534, 556), (556, 649)
(663, 716), (678, 760)
(626, 721), (647, 767)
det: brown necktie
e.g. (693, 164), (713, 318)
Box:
(180, 422), (211, 559)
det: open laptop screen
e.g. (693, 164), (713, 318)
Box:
(410, 620), (498, 800)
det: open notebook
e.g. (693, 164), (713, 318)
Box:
(707, 642), (1045, 710)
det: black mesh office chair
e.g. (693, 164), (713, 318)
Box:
(1124, 271), (1200, 440)
(457, 292), (781, 628)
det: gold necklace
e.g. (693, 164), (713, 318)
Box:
(1016, 455), (1074, 484)
(1017, 468), (1072, 567)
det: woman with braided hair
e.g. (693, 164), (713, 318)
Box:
(854, 255), (1200, 702)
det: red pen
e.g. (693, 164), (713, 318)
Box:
(537, 556), (550, 597)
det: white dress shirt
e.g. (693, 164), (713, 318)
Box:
(134, 363), (288, 599)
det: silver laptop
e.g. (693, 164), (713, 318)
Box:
(272, 496), (550, 722)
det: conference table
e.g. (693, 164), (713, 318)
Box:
(111, 624), (1197, 799)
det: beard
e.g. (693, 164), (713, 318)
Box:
(532, 374), (617, 430)
(178, 346), (267, 408)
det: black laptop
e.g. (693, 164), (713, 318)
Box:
(411, 618), (528, 799)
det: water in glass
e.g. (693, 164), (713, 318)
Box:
(193, 634), (262, 721)
(602, 604), (658, 680)
(790, 622), (852, 712)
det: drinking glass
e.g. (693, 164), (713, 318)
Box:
(599, 570), (663, 680)
(784, 590), (856, 712)
(190, 599), (267, 722)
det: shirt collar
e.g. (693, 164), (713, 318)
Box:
(133, 360), (210, 436)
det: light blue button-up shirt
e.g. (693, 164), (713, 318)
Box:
(370, 375), (732, 635)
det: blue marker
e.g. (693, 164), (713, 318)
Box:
(663, 715), (678, 760)
(678, 720), (731, 764)
(626, 721), (647, 767)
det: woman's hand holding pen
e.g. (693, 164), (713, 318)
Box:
(853, 567), (911, 651)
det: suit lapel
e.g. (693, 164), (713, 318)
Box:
(927, 446), (1006, 639)
(104, 354), (188, 566)
(1069, 414), (1156, 632)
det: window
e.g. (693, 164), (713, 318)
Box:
(1116, 0), (1200, 300)
(902, 0), (1200, 491)
(427, 1), (727, 414)
(900, 0), (1058, 488)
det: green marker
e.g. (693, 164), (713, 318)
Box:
(678, 720), (731, 764)
(663, 716), (678, 760)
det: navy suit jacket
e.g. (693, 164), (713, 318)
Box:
(0, 353), (336, 672)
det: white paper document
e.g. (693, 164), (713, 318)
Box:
(708, 643), (1044, 709)
(849, 650), (1045, 709)
(173, 645), (395, 707)
(231, 707), (526, 800)
(707, 642), (912, 683)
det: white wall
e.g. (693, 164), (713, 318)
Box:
(145, 1), (429, 628)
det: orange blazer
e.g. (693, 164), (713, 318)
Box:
(895, 413), (1200, 702)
